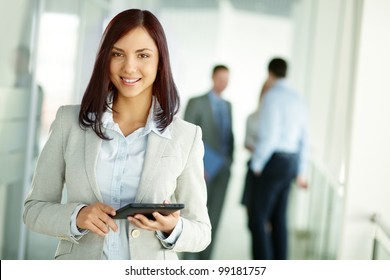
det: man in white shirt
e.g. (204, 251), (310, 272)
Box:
(250, 58), (309, 260)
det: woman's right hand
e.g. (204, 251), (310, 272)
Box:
(76, 202), (118, 237)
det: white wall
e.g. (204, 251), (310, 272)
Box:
(340, 0), (390, 259)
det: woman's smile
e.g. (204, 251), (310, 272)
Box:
(120, 77), (141, 86)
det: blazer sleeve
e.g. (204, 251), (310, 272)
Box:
(172, 126), (211, 252)
(23, 106), (81, 243)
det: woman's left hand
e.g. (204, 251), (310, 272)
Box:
(127, 200), (180, 236)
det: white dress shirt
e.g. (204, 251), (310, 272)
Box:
(70, 99), (183, 259)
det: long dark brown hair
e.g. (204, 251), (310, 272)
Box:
(79, 9), (180, 139)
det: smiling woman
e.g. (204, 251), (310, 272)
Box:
(23, 9), (211, 260)
(79, 9), (179, 140)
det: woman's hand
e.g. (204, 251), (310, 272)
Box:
(127, 200), (180, 236)
(76, 202), (118, 237)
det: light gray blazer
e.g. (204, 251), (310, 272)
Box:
(23, 105), (211, 260)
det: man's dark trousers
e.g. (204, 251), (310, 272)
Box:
(248, 152), (298, 260)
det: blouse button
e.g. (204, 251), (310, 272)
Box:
(131, 229), (140, 238)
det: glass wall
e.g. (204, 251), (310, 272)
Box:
(0, 0), (39, 259)
(0, 0), (108, 259)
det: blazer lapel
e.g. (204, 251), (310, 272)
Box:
(135, 132), (169, 202)
(85, 128), (104, 202)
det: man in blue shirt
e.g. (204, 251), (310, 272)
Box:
(250, 58), (308, 260)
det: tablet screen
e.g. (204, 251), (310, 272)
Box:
(112, 203), (185, 219)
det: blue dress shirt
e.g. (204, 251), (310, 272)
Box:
(251, 79), (308, 176)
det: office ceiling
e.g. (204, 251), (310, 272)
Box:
(161, 0), (296, 17)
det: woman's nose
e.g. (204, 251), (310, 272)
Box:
(123, 56), (137, 73)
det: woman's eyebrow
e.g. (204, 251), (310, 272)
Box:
(135, 48), (153, 53)
(112, 46), (124, 52)
(112, 46), (154, 53)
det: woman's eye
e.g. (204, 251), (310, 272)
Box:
(138, 53), (149, 58)
(112, 52), (123, 57)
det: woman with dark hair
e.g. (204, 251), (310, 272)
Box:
(23, 9), (211, 260)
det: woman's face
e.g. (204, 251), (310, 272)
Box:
(109, 27), (159, 100)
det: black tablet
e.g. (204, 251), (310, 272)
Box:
(112, 203), (185, 219)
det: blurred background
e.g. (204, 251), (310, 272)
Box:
(0, 0), (389, 260)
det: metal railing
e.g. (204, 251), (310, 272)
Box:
(370, 214), (390, 260)
(289, 157), (345, 259)
(290, 155), (390, 260)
